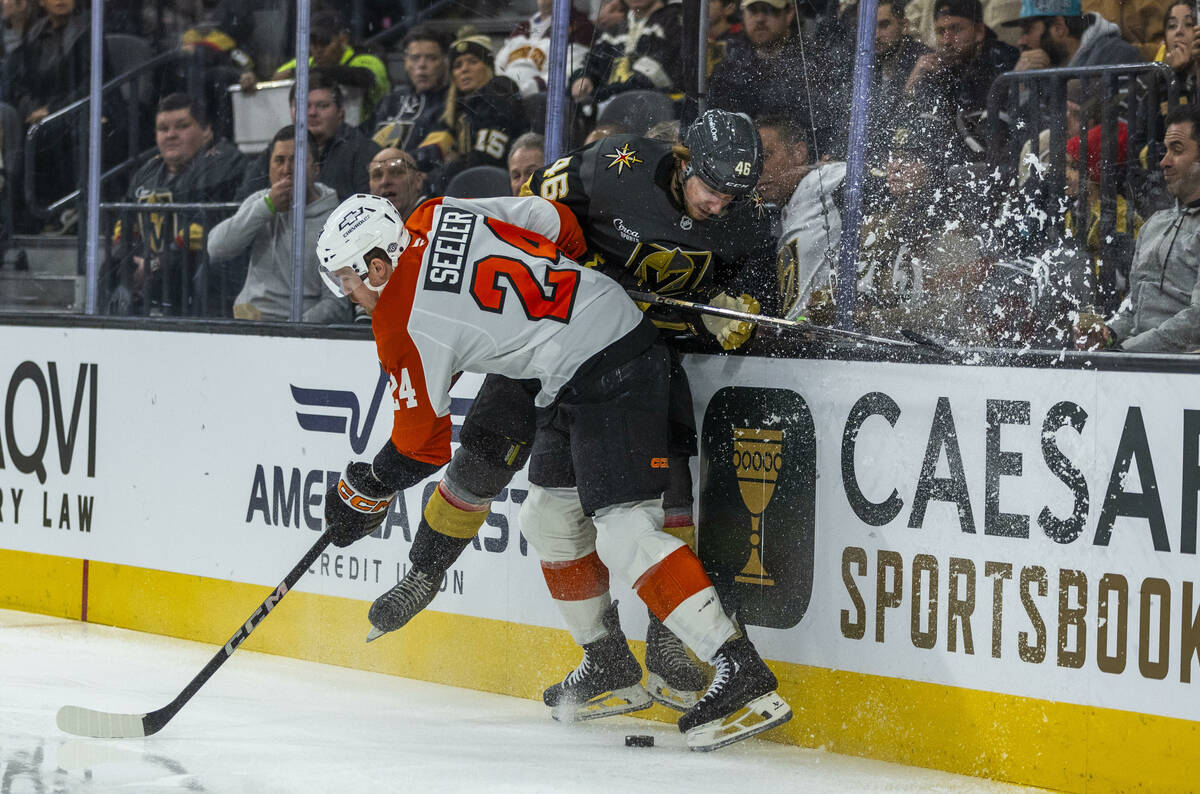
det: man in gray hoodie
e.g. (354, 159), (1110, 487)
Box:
(1076, 104), (1200, 353)
(208, 125), (352, 323)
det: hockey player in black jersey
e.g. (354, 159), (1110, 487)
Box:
(366, 110), (782, 731)
(519, 109), (778, 712)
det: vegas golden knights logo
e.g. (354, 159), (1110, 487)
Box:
(699, 386), (815, 629)
(625, 243), (712, 295)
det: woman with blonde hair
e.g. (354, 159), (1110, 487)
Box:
(413, 29), (529, 192)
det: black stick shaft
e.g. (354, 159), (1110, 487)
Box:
(626, 290), (930, 350)
(141, 533), (333, 735)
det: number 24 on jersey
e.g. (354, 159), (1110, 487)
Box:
(391, 369), (418, 410)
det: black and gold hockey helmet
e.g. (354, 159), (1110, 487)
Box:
(682, 109), (763, 198)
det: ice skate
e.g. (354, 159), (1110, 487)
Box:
(543, 602), (652, 722)
(366, 568), (439, 641)
(644, 610), (706, 710)
(678, 634), (792, 752)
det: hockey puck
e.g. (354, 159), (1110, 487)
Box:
(625, 734), (654, 748)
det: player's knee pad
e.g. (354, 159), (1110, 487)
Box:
(591, 499), (683, 585)
(445, 436), (527, 504)
(519, 485), (596, 563)
(459, 417), (533, 474)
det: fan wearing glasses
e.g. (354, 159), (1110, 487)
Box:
(367, 148), (427, 221)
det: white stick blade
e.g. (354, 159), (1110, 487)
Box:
(57, 705), (147, 738)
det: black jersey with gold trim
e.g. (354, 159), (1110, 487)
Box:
(524, 134), (776, 310)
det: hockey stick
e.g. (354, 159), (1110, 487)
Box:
(626, 290), (950, 354)
(56, 533), (333, 738)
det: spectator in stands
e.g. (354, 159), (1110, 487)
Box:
(873, 0), (931, 118)
(1005, 0), (1140, 75)
(497, 0), (593, 97)
(708, 0), (743, 76)
(1128, 0), (1198, 218)
(709, 0), (800, 115)
(271, 11), (389, 124)
(105, 93), (246, 315)
(368, 147), (425, 219)
(1074, 105), (1200, 353)
(167, 1), (257, 140)
(594, 0), (627, 33)
(2, 0), (122, 228)
(1160, 0), (1198, 91)
(1, 0), (36, 55)
(239, 75), (380, 201)
(709, 0), (843, 153)
(372, 27), (450, 155)
(584, 122), (631, 144)
(208, 125), (350, 323)
(856, 118), (987, 344)
(902, 0), (1012, 171)
(1082, 0), (1162, 60)
(570, 0), (683, 104)
(506, 131), (544, 195)
(757, 115), (846, 322)
(908, 0), (1023, 51)
(1064, 121), (1140, 299)
(414, 31), (528, 193)
(841, 0), (931, 169)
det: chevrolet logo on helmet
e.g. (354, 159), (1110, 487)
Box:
(338, 206), (375, 232)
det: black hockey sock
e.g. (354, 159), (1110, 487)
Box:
(408, 519), (476, 575)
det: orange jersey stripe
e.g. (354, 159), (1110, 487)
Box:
(541, 551), (610, 602)
(634, 546), (713, 620)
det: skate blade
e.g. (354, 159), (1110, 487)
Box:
(647, 673), (699, 711)
(684, 691), (792, 752)
(366, 625), (387, 643)
(550, 684), (653, 723)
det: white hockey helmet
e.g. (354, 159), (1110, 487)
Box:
(316, 193), (410, 297)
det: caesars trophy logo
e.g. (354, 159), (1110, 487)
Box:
(699, 386), (815, 629)
(733, 428), (783, 585)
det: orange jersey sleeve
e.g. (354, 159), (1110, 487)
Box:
(371, 242), (454, 468)
(546, 199), (587, 260)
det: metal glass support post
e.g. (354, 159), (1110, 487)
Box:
(696, 0), (708, 118)
(290, 0), (313, 322)
(834, 0), (878, 330)
(83, 0), (105, 315)
(544, 0), (572, 161)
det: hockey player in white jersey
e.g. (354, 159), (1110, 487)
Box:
(315, 192), (792, 751)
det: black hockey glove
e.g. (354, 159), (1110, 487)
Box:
(324, 462), (396, 548)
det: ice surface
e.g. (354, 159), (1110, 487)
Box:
(0, 609), (1040, 793)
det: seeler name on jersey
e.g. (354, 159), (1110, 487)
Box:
(424, 209), (478, 293)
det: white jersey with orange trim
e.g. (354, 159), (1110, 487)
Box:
(371, 195), (648, 466)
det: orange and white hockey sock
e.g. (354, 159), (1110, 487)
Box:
(540, 550), (611, 644)
(635, 546), (736, 662)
